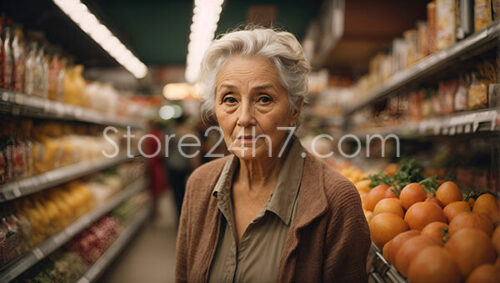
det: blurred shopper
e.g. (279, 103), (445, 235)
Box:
(165, 115), (201, 217)
(175, 27), (370, 283)
(144, 121), (168, 217)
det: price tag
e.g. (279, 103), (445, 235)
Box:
(449, 126), (456, 136)
(33, 248), (44, 259)
(55, 103), (64, 116)
(456, 125), (463, 134)
(43, 100), (51, 112)
(464, 124), (471, 133)
(1, 92), (9, 101)
(11, 184), (21, 198)
(15, 94), (24, 104)
(442, 127), (449, 135)
(53, 232), (66, 245)
(12, 105), (20, 115)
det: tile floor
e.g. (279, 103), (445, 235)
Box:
(98, 191), (178, 283)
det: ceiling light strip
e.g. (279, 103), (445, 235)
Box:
(185, 0), (224, 83)
(53, 0), (148, 79)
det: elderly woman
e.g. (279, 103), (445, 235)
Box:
(175, 28), (370, 283)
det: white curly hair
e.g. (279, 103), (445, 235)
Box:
(198, 27), (311, 124)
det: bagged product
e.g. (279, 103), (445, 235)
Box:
(417, 21), (429, 59)
(439, 78), (459, 115)
(48, 53), (63, 101)
(427, 1), (438, 54)
(456, 0), (473, 39)
(467, 72), (488, 109)
(474, 0), (493, 31)
(404, 29), (419, 66)
(24, 42), (38, 96)
(3, 26), (14, 90)
(12, 27), (26, 93)
(436, 0), (456, 50)
(423, 88), (435, 118)
(454, 74), (470, 111)
(0, 17), (4, 88)
(495, 0), (500, 19)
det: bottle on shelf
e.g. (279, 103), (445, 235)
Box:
(3, 25), (14, 90)
(12, 26), (26, 93)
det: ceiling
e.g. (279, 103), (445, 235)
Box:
(1, 0), (322, 67)
(1, 0), (430, 87)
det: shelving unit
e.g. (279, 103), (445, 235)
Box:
(0, 153), (140, 202)
(76, 205), (152, 283)
(0, 177), (147, 282)
(0, 90), (146, 130)
(368, 243), (406, 283)
(343, 22), (500, 116)
(351, 107), (500, 139)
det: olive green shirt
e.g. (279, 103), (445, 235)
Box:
(208, 138), (305, 283)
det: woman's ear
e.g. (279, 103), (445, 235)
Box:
(292, 97), (304, 122)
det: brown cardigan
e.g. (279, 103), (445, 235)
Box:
(175, 153), (371, 283)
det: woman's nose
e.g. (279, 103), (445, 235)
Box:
(237, 101), (256, 127)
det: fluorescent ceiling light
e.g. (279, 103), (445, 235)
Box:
(53, 0), (148, 79)
(185, 0), (224, 83)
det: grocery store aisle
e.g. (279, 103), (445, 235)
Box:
(98, 191), (178, 283)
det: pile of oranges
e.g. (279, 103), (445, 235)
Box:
(355, 176), (500, 283)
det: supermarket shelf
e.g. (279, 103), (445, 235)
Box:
(350, 107), (500, 139)
(0, 177), (147, 282)
(76, 205), (152, 283)
(0, 90), (146, 129)
(344, 22), (500, 116)
(368, 243), (406, 283)
(0, 153), (139, 202)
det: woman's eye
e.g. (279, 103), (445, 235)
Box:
(223, 96), (237, 104)
(257, 96), (272, 104)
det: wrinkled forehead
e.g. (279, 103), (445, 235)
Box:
(215, 55), (283, 91)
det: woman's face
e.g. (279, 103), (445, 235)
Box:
(215, 55), (300, 160)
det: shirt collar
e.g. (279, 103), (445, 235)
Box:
(266, 137), (304, 225)
(212, 136), (305, 226)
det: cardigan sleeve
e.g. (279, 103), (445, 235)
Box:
(323, 181), (371, 283)
(175, 174), (194, 283)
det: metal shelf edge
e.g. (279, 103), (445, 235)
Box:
(349, 108), (500, 139)
(0, 90), (146, 130)
(343, 22), (500, 116)
(0, 154), (139, 203)
(0, 178), (147, 282)
(76, 205), (151, 283)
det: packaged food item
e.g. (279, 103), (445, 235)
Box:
(422, 88), (435, 118)
(439, 78), (458, 115)
(3, 25), (14, 90)
(427, 1), (437, 54)
(0, 209), (31, 267)
(409, 91), (424, 121)
(48, 53), (63, 101)
(467, 72), (488, 109)
(0, 129), (7, 185)
(436, 0), (456, 50)
(12, 26), (26, 93)
(404, 29), (419, 66)
(24, 41), (38, 96)
(495, 0), (500, 19)
(474, 0), (493, 31)
(392, 38), (408, 74)
(454, 74), (470, 111)
(456, 0), (474, 40)
(36, 45), (49, 98)
(416, 21), (429, 59)
(488, 83), (499, 107)
(0, 17), (4, 88)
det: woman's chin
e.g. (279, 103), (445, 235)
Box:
(230, 147), (271, 161)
